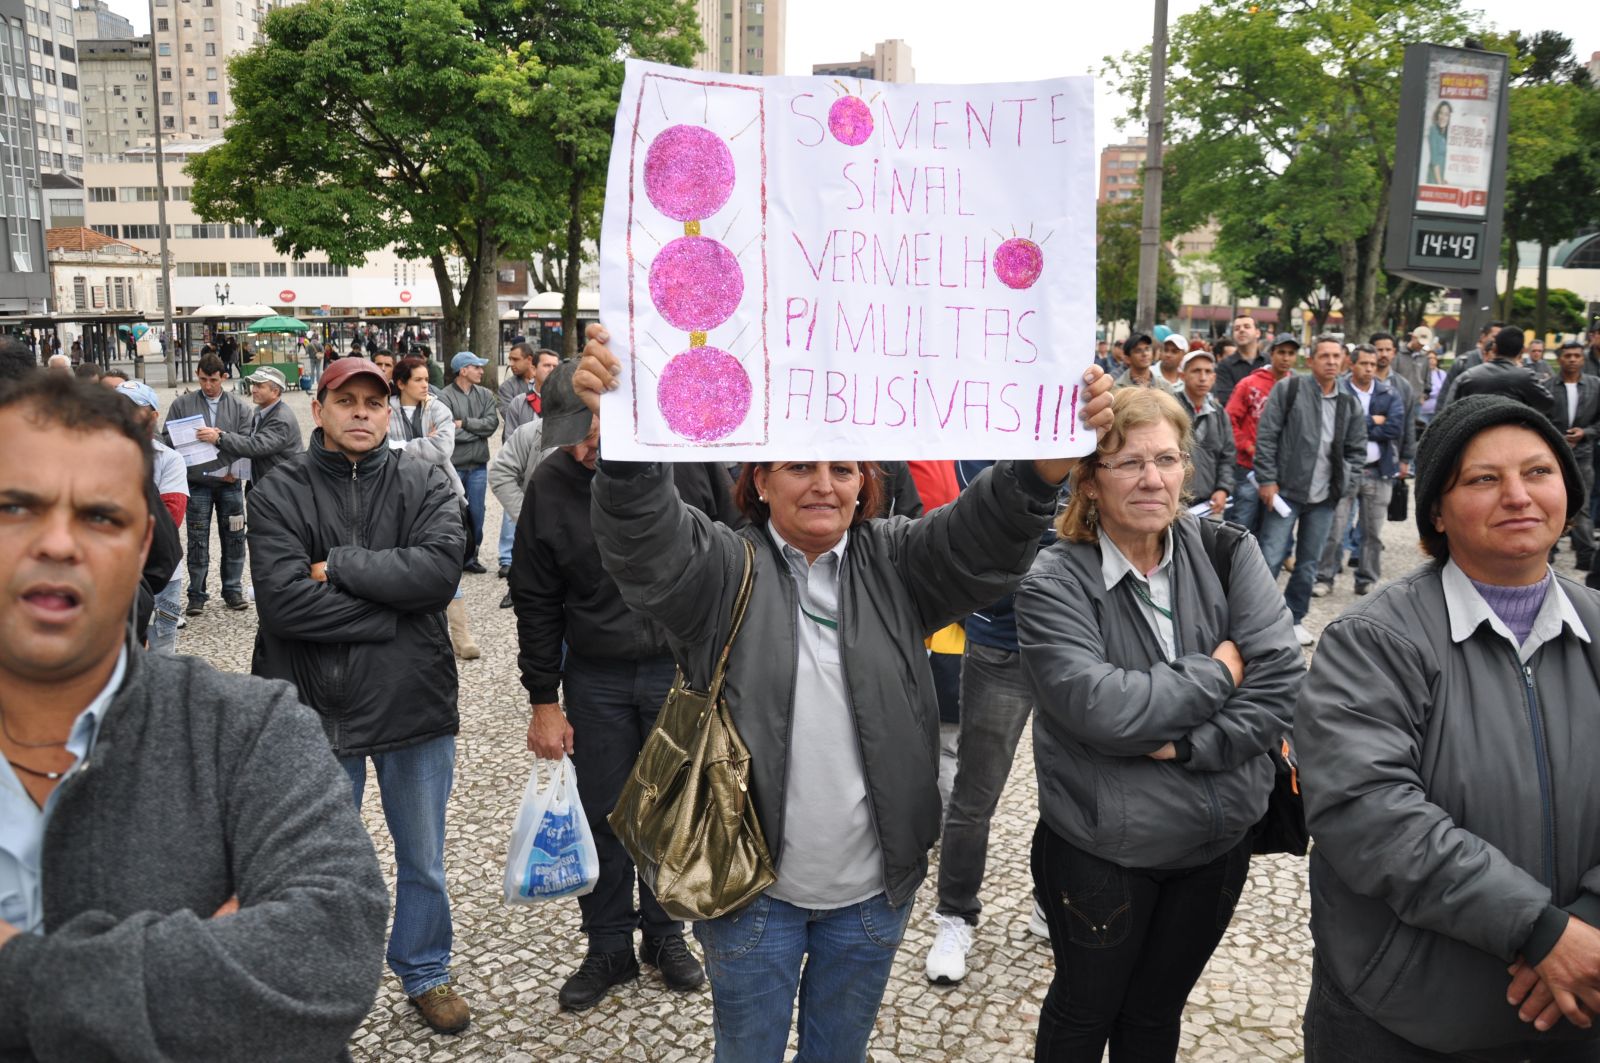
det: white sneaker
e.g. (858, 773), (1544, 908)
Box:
(1294, 623), (1314, 646)
(1311, 582), (1331, 598)
(924, 913), (973, 984)
(1028, 898), (1050, 939)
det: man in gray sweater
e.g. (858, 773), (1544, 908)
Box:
(0, 372), (387, 1061)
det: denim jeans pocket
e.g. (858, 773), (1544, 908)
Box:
(857, 893), (914, 949)
(1060, 858), (1132, 949)
(696, 893), (772, 961)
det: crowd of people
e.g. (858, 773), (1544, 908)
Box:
(3, 312), (1600, 1063)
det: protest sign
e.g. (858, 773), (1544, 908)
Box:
(598, 59), (1095, 460)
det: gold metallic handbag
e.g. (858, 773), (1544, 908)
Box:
(609, 538), (776, 921)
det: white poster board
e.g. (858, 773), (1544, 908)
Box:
(1414, 50), (1503, 218)
(598, 59), (1096, 460)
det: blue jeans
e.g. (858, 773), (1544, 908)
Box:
(341, 734), (456, 997)
(562, 652), (682, 953)
(937, 641), (1034, 924)
(458, 464), (487, 563)
(694, 891), (914, 1063)
(148, 577), (183, 653)
(185, 480), (245, 603)
(1259, 495), (1339, 623)
(1225, 465), (1260, 534)
(497, 511), (516, 569)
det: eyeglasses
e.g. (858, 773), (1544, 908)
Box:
(1097, 452), (1188, 479)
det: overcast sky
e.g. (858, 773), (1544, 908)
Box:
(102, 0), (1594, 152)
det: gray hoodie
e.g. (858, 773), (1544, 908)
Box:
(0, 649), (387, 1061)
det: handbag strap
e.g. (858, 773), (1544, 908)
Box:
(705, 538), (758, 704)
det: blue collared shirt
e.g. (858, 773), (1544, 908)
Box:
(0, 648), (127, 933)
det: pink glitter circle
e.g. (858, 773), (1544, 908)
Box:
(994, 238), (1044, 290)
(649, 236), (744, 332)
(658, 347), (751, 442)
(644, 124), (735, 221)
(828, 96), (874, 146)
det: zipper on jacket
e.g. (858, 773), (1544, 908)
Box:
(834, 557), (894, 902)
(1513, 657), (1558, 888)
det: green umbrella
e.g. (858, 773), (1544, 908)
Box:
(246, 314), (310, 334)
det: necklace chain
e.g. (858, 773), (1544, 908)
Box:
(6, 757), (66, 782)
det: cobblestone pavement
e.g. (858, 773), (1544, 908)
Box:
(163, 383), (1589, 1061)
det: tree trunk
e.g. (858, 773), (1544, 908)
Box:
(430, 253), (464, 361)
(473, 227), (502, 390)
(1499, 225), (1520, 320)
(1337, 239), (1360, 338)
(561, 163), (586, 359)
(1535, 240), (1551, 339)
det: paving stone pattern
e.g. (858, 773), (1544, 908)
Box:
(166, 384), (1578, 1061)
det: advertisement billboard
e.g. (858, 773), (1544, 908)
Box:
(1413, 49), (1504, 218)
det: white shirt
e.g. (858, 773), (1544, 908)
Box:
(0, 649), (128, 932)
(1349, 380), (1382, 466)
(1441, 560), (1590, 663)
(764, 523), (883, 909)
(1099, 527), (1176, 660)
(1566, 381), (1580, 428)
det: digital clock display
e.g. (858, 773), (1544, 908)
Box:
(1413, 228), (1479, 263)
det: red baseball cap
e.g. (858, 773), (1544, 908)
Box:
(318, 357), (390, 395)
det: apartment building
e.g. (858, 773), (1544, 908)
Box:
(0, 0), (52, 312)
(83, 140), (446, 314)
(692, 0), (783, 76)
(72, 0), (132, 39)
(79, 34), (152, 154)
(813, 38), (914, 83)
(149, 0), (271, 138)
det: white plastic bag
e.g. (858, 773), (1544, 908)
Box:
(503, 755), (599, 904)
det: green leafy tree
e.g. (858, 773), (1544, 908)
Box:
(1508, 286), (1587, 333)
(1111, 0), (1476, 340)
(1097, 198), (1179, 336)
(188, 0), (698, 368)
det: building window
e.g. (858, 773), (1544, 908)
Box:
(263, 262), (286, 277)
(167, 185), (191, 201)
(207, 115), (219, 128)
(89, 186), (115, 202)
(158, 42), (170, 54)
(207, 91), (217, 104)
(121, 224), (167, 240)
(228, 223), (258, 239)
(203, 17), (213, 29)
(160, 67), (171, 80)
(175, 262), (227, 277)
(292, 261), (349, 277)
(204, 43), (215, 56)
(92, 224), (118, 237)
(161, 91), (173, 105)
(206, 67), (216, 80)
(163, 116), (174, 128)
(156, 17), (168, 29)
(173, 223), (227, 238)
(119, 186), (162, 202)
(230, 262), (260, 276)
(73, 276), (88, 311)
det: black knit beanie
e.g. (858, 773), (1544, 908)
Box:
(1414, 394), (1584, 543)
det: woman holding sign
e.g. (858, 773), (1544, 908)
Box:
(572, 323), (1114, 1062)
(1015, 387), (1302, 1062)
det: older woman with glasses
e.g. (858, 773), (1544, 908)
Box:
(1016, 386), (1303, 1062)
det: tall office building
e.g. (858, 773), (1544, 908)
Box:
(0, 0), (53, 311)
(693, 0), (783, 76)
(73, 0), (133, 39)
(80, 35), (153, 154)
(22, 0), (84, 180)
(149, 0), (272, 139)
(1099, 137), (1149, 203)
(813, 39), (914, 83)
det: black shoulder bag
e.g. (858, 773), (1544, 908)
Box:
(1195, 518), (1309, 857)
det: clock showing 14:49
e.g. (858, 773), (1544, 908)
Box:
(1412, 227), (1480, 266)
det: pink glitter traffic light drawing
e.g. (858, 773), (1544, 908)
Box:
(992, 226), (1051, 291)
(826, 80), (878, 147)
(629, 78), (765, 446)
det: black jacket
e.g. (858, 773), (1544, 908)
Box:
(1449, 358), (1554, 411)
(247, 431), (464, 757)
(511, 452), (740, 704)
(1548, 375), (1600, 458)
(876, 461), (926, 517)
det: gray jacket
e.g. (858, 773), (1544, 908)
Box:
(1380, 370), (1419, 466)
(591, 459), (1060, 907)
(435, 381), (498, 467)
(388, 395), (465, 501)
(216, 399), (304, 485)
(1252, 373), (1367, 504)
(165, 388), (252, 485)
(1017, 517), (1302, 868)
(1296, 565), (1600, 1053)
(0, 649), (387, 1061)
(1179, 392), (1237, 499)
(497, 374), (539, 441)
(488, 418), (548, 522)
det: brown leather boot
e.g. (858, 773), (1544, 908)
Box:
(410, 983), (471, 1034)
